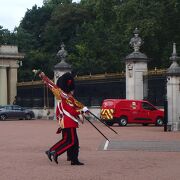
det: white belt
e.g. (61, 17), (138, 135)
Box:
(60, 102), (79, 123)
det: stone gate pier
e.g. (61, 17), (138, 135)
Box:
(167, 43), (180, 131)
(125, 28), (148, 100)
(0, 45), (24, 105)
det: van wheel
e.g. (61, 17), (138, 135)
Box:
(119, 117), (128, 126)
(156, 117), (163, 126)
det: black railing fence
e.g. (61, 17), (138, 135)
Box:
(16, 73), (166, 108)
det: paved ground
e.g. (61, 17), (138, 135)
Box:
(1, 119), (180, 180)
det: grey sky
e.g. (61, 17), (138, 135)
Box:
(0, 0), (79, 31)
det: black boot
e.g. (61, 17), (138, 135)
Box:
(67, 156), (71, 161)
(71, 160), (84, 165)
(45, 150), (52, 162)
(52, 151), (58, 164)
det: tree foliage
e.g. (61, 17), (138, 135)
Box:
(0, 0), (180, 81)
(0, 26), (17, 45)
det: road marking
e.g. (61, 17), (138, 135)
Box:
(104, 140), (109, 150)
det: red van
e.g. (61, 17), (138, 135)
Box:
(100, 99), (164, 126)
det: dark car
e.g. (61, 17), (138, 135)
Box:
(0, 105), (35, 120)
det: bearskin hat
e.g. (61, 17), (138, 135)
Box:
(56, 72), (75, 93)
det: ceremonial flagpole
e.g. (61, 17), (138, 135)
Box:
(88, 111), (118, 134)
(84, 116), (109, 142)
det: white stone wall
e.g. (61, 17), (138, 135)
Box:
(32, 108), (55, 119)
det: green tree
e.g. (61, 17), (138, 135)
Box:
(0, 26), (17, 45)
(14, 0), (180, 81)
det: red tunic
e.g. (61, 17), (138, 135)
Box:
(56, 98), (81, 129)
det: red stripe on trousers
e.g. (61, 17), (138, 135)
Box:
(50, 130), (68, 151)
(56, 128), (75, 155)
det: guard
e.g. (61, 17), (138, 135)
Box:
(45, 72), (88, 165)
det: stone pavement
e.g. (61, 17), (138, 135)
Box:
(1, 119), (180, 180)
(99, 140), (180, 152)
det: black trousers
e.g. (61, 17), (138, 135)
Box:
(50, 128), (79, 162)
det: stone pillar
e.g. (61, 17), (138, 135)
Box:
(166, 43), (180, 131)
(8, 67), (18, 104)
(125, 28), (148, 100)
(53, 43), (72, 119)
(0, 45), (24, 105)
(0, 66), (8, 104)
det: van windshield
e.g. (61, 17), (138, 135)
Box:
(142, 102), (156, 110)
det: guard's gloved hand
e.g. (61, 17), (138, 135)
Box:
(82, 106), (89, 113)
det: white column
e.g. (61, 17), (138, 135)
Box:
(8, 67), (18, 104)
(167, 76), (180, 131)
(0, 66), (8, 105)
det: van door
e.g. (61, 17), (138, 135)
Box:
(130, 101), (140, 122)
(135, 102), (156, 123)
